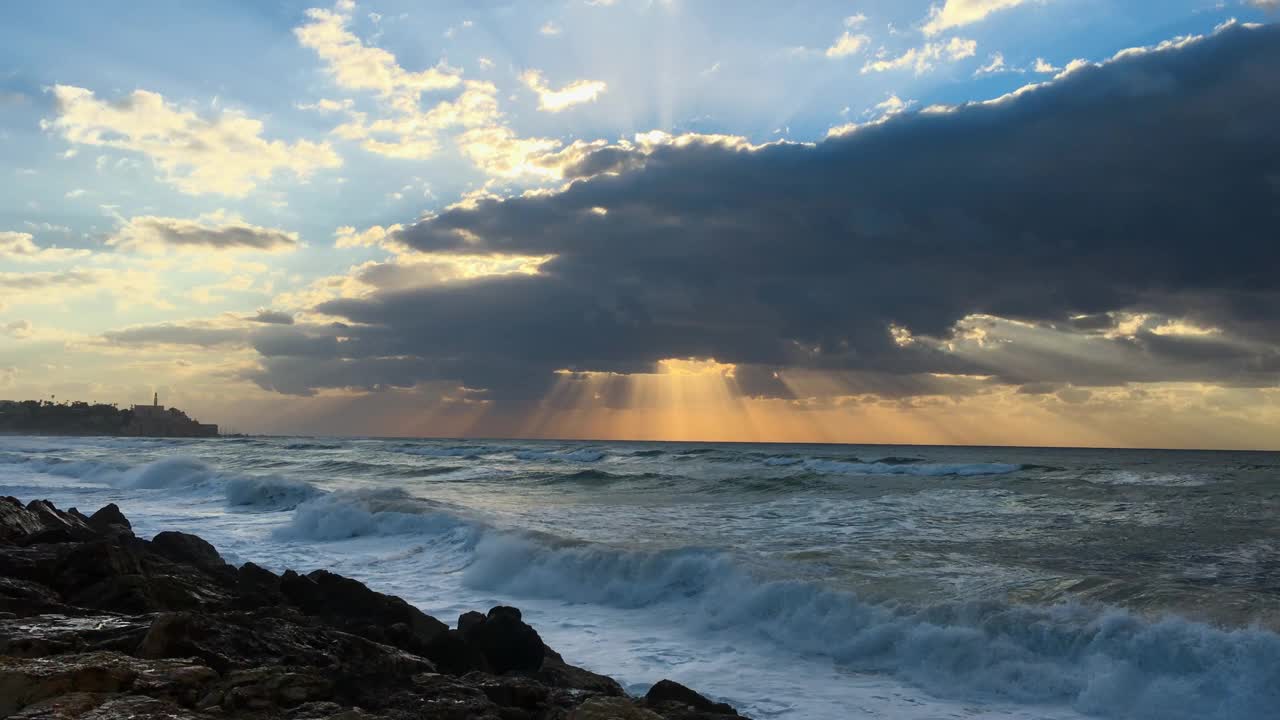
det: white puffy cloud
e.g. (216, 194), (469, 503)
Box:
(974, 52), (1012, 75)
(105, 212), (300, 254)
(334, 224), (405, 251)
(1033, 57), (1060, 73)
(539, 21), (563, 36)
(331, 80), (502, 159)
(295, 2), (460, 114)
(45, 85), (341, 196)
(825, 32), (871, 58)
(922, 0), (1035, 36)
(863, 37), (977, 74)
(520, 70), (608, 111)
(0, 231), (91, 263)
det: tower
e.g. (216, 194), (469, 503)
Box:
(153, 392), (158, 407)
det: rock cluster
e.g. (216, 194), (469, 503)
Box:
(0, 496), (745, 719)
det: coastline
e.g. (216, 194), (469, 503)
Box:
(0, 495), (745, 719)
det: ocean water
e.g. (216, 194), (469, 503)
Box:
(1, 435), (1278, 719)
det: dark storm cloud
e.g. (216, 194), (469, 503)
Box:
(255, 25), (1280, 400)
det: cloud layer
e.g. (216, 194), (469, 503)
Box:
(240, 24), (1280, 404)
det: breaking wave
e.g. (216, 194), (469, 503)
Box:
(262, 489), (1280, 720)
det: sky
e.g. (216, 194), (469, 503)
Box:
(2, 0), (1279, 448)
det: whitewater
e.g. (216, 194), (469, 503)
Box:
(1, 435), (1277, 719)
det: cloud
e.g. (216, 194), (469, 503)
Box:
(922, 0), (1035, 36)
(539, 21), (562, 36)
(241, 24), (1280, 405)
(0, 269), (104, 292)
(0, 231), (91, 263)
(105, 212), (300, 254)
(45, 86), (341, 196)
(1247, 0), (1279, 9)
(334, 224), (405, 250)
(520, 70), (608, 111)
(295, 2), (460, 113)
(863, 37), (977, 74)
(974, 52), (1010, 75)
(2, 320), (33, 339)
(1033, 57), (1059, 73)
(247, 309), (295, 325)
(101, 322), (249, 348)
(296, 98), (355, 113)
(825, 32), (871, 59)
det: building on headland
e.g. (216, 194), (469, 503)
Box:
(125, 393), (219, 437)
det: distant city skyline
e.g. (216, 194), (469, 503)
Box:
(2, 1), (1279, 449)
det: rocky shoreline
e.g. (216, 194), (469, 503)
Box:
(0, 496), (745, 719)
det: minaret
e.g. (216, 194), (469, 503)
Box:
(153, 392), (158, 408)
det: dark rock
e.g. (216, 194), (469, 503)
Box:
(459, 606), (546, 675)
(234, 561), (284, 608)
(0, 651), (216, 717)
(0, 498), (96, 545)
(0, 498), (746, 720)
(85, 504), (132, 537)
(423, 629), (490, 675)
(0, 577), (67, 617)
(279, 569), (449, 655)
(571, 697), (665, 719)
(0, 496), (46, 543)
(0, 614), (152, 658)
(645, 679), (739, 716)
(536, 651), (626, 696)
(458, 610), (487, 633)
(150, 531), (231, 576)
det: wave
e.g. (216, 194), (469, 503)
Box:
(1086, 471), (1209, 487)
(801, 459), (1021, 477)
(224, 475), (323, 510)
(260, 489), (1280, 719)
(513, 448), (607, 463)
(461, 535), (1278, 720)
(276, 488), (478, 542)
(282, 441), (344, 450)
(390, 444), (510, 458)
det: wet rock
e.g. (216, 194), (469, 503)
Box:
(85, 504), (131, 538)
(150, 532), (232, 578)
(459, 606), (547, 675)
(218, 666), (334, 711)
(536, 651), (626, 696)
(0, 499), (747, 720)
(0, 498), (96, 546)
(645, 679), (739, 716)
(0, 577), (67, 618)
(0, 497), (47, 543)
(0, 651), (215, 717)
(570, 697), (665, 719)
(423, 628), (490, 675)
(0, 614), (152, 658)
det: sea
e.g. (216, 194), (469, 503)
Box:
(1, 434), (1277, 719)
